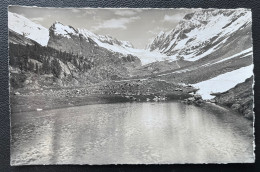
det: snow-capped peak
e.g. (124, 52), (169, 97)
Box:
(78, 28), (134, 48)
(8, 12), (49, 46)
(50, 22), (78, 38)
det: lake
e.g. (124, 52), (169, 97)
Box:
(11, 101), (254, 165)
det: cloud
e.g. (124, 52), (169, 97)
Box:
(93, 16), (140, 31)
(30, 17), (44, 22)
(148, 30), (158, 35)
(114, 10), (137, 16)
(148, 26), (169, 36)
(163, 14), (184, 23)
(71, 9), (81, 13)
(83, 10), (96, 16)
(113, 9), (143, 16)
(133, 9), (143, 13)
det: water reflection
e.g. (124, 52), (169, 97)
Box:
(11, 101), (254, 165)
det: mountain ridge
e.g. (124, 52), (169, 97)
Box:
(147, 9), (252, 62)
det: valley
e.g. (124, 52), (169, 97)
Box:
(8, 9), (254, 119)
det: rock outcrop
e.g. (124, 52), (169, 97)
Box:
(213, 76), (254, 119)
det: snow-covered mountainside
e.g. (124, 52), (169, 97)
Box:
(147, 9), (252, 62)
(143, 8), (254, 100)
(8, 12), (49, 46)
(49, 22), (168, 65)
(8, 29), (38, 46)
(52, 21), (134, 49)
(8, 12), (167, 65)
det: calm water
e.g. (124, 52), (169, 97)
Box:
(11, 101), (254, 165)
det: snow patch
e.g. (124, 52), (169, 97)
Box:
(53, 22), (78, 38)
(212, 47), (253, 64)
(192, 64), (253, 99)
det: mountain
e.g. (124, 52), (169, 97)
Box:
(142, 9), (253, 100)
(47, 22), (168, 66)
(147, 9), (252, 62)
(48, 21), (135, 52)
(8, 12), (137, 55)
(8, 12), (49, 46)
(47, 22), (141, 72)
(8, 13), (143, 86)
(8, 10), (254, 101)
(8, 29), (38, 46)
(135, 9), (253, 78)
(8, 11), (168, 65)
(146, 31), (169, 51)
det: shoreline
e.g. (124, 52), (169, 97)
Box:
(10, 92), (252, 122)
(10, 92), (193, 114)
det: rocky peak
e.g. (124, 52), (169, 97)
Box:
(49, 22), (79, 39)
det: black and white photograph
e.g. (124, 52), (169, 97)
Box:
(9, 6), (254, 165)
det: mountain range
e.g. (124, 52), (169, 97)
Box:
(8, 9), (253, 100)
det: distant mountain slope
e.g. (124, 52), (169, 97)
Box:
(8, 12), (49, 46)
(50, 21), (135, 50)
(8, 29), (37, 46)
(147, 9), (252, 62)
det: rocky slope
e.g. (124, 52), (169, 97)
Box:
(213, 76), (254, 119)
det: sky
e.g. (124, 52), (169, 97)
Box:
(9, 6), (195, 49)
